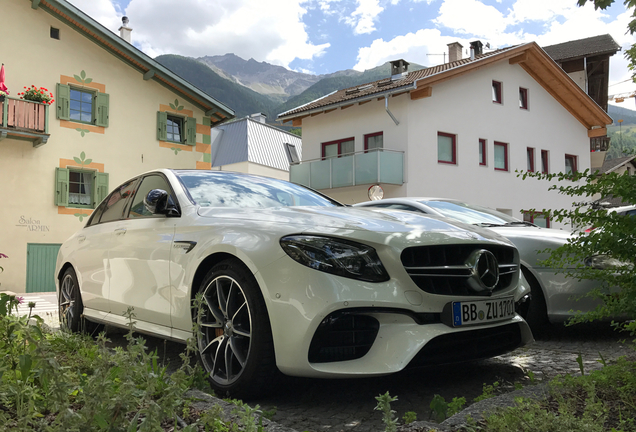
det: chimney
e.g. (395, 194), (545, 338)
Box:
(470, 41), (483, 57)
(119, 16), (132, 43)
(249, 112), (267, 123)
(389, 59), (410, 80)
(447, 42), (463, 63)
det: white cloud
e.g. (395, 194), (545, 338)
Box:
(345, 0), (384, 35)
(354, 28), (473, 70)
(69, 0), (329, 69)
(434, 0), (508, 39)
(506, 0), (575, 24)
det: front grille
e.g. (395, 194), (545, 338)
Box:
(401, 244), (518, 296)
(308, 313), (379, 363)
(408, 323), (522, 367)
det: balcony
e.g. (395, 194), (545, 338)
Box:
(590, 136), (610, 152)
(290, 149), (404, 190)
(590, 136), (611, 170)
(0, 96), (50, 147)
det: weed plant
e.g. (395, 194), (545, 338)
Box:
(0, 293), (262, 431)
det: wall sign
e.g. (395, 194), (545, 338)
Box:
(17, 216), (50, 232)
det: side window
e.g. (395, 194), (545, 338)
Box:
(98, 179), (138, 224)
(128, 175), (176, 218)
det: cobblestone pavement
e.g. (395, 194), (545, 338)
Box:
(110, 321), (633, 432)
(21, 294), (632, 432)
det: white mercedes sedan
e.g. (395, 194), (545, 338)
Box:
(56, 170), (532, 398)
(355, 197), (609, 332)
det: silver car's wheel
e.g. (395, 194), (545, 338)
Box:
(196, 259), (277, 399)
(59, 268), (82, 332)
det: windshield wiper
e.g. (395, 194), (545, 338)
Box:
(503, 221), (537, 227)
(473, 222), (505, 227)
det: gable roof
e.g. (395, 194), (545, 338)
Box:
(39, 0), (234, 125)
(600, 155), (636, 174)
(278, 42), (612, 134)
(210, 117), (302, 171)
(543, 34), (621, 62)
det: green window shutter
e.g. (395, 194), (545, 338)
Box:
(186, 116), (196, 146)
(93, 172), (109, 207)
(157, 111), (167, 141)
(94, 92), (109, 127)
(55, 167), (69, 206)
(56, 83), (70, 120)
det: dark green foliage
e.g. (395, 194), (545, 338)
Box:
(155, 54), (279, 119)
(518, 168), (636, 330)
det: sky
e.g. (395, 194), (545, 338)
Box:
(69, 0), (635, 106)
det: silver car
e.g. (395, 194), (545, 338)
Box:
(355, 198), (607, 331)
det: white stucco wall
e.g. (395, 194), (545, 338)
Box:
(210, 161), (290, 180)
(298, 58), (592, 228)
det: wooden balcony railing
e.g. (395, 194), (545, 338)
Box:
(1, 96), (50, 147)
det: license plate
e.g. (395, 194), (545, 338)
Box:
(451, 297), (515, 327)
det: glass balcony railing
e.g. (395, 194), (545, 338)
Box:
(0, 96), (50, 146)
(290, 149), (404, 189)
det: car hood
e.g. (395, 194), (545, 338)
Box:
(197, 206), (511, 244)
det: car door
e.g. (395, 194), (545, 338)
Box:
(72, 178), (137, 313)
(107, 174), (178, 328)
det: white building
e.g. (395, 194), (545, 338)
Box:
(278, 41), (612, 228)
(210, 113), (302, 180)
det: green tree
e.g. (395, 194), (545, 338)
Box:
(519, 168), (636, 332)
(578, 0), (636, 80)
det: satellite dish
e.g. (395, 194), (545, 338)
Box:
(368, 185), (384, 201)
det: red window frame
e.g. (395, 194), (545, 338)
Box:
(524, 211), (550, 228)
(494, 141), (508, 171)
(479, 139), (487, 166)
(321, 137), (355, 159)
(527, 147), (535, 172)
(437, 132), (457, 165)
(364, 132), (383, 151)
(541, 150), (549, 174)
(565, 154), (578, 174)
(519, 87), (529, 110)
(492, 80), (503, 104)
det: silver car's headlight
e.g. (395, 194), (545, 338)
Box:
(280, 235), (390, 282)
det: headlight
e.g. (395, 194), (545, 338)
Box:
(280, 235), (390, 282)
(584, 254), (625, 270)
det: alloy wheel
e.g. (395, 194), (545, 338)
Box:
(197, 275), (253, 385)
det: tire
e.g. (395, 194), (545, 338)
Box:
(59, 267), (83, 332)
(521, 267), (550, 337)
(195, 259), (277, 399)
(58, 267), (101, 335)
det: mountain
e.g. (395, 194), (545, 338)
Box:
(155, 54), (280, 119)
(276, 62), (425, 117)
(608, 104), (636, 126)
(197, 54), (362, 104)
(156, 53), (425, 122)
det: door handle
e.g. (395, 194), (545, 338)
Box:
(78, 234), (86, 242)
(114, 228), (127, 236)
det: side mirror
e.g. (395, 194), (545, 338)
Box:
(144, 189), (180, 216)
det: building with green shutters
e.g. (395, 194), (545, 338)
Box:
(0, 0), (234, 293)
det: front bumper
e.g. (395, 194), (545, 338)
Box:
(255, 255), (533, 378)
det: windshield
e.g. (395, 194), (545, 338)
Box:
(177, 171), (341, 208)
(420, 200), (520, 225)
